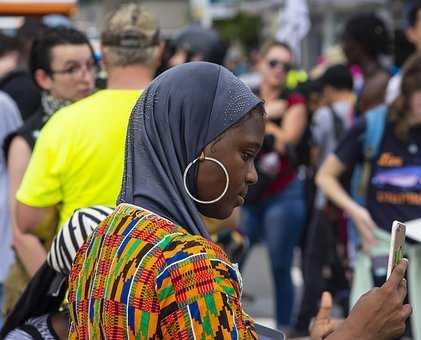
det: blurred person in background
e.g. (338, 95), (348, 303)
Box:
(0, 33), (20, 79)
(2, 26), (96, 318)
(224, 42), (249, 76)
(386, 1), (421, 105)
(317, 53), (421, 339)
(168, 24), (226, 67)
(154, 36), (175, 76)
(295, 64), (355, 335)
(239, 40), (307, 332)
(342, 12), (391, 116)
(0, 92), (21, 327)
(12, 2), (159, 312)
(0, 19), (47, 121)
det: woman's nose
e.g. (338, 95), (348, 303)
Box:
(246, 163), (258, 185)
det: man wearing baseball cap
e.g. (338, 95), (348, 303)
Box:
(14, 4), (159, 240)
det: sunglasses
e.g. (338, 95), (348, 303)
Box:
(267, 59), (292, 72)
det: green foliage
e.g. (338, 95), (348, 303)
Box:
(213, 13), (260, 49)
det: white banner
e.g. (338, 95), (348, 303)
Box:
(275, 0), (310, 62)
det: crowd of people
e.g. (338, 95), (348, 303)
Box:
(0, 1), (420, 339)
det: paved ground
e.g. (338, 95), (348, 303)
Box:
(241, 244), (305, 336)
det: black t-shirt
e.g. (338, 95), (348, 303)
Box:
(0, 70), (41, 121)
(335, 118), (421, 238)
(3, 106), (45, 161)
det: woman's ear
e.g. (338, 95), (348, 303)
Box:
(34, 69), (53, 92)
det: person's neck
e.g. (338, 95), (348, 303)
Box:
(106, 64), (153, 90)
(259, 82), (282, 102)
(359, 56), (381, 78)
(327, 91), (354, 105)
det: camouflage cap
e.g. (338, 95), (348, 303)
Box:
(101, 3), (159, 49)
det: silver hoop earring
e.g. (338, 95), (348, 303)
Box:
(183, 155), (229, 204)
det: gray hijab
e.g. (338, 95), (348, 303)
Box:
(118, 62), (262, 237)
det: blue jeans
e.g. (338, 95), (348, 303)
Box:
(240, 178), (306, 327)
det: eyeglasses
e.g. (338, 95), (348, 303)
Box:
(267, 59), (292, 72)
(50, 60), (97, 78)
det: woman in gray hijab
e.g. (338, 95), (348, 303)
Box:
(67, 62), (410, 339)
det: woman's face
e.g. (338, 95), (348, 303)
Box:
(259, 46), (292, 88)
(195, 111), (265, 219)
(342, 36), (362, 66)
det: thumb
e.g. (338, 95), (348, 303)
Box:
(316, 291), (333, 320)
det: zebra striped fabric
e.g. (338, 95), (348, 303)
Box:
(47, 206), (114, 275)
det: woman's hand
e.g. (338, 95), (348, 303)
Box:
(328, 259), (412, 340)
(264, 99), (287, 119)
(310, 292), (343, 340)
(348, 204), (377, 253)
(263, 103), (307, 153)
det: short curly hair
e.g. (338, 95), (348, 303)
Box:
(343, 13), (391, 58)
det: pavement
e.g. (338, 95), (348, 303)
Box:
(241, 244), (307, 339)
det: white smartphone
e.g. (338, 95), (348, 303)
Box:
(386, 221), (406, 279)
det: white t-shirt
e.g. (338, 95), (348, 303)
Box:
(385, 72), (401, 105)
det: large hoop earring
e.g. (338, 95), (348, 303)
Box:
(183, 153), (229, 204)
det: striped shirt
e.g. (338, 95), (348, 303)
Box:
(68, 203), (256, 339)
(5, 314), (58, 340)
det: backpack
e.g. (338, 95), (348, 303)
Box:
(349, 104), (388, 246)
(328, 104), (347, 142)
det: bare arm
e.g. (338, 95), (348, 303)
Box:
(16, 202), (57, 234)
(8, 136), (48, 277)
(265, 103), (307, 153)
(315, 154), (356, 213)
(264, 99), (287, 120)
(316, 154), (377, 251)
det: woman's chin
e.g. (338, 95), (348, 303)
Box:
(199, 203), (234, 221)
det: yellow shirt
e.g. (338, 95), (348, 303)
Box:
(17, 89), (141, 228)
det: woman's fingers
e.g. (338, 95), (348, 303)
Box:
(383, 259), (408, 291)
(397, 278), (407, 303)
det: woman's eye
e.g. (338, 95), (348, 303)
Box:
(241, 153), (253, 161)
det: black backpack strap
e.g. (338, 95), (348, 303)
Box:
(16, 324), (44, 340)
(328, 104), (345, 141)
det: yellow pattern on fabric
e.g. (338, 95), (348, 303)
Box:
(68, 204), (257, 339)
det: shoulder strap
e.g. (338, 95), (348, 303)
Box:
(17, 324), (44, 340)
(363, 104), (388, 160)
(355, 104), (388, 199)
(328, 104), (345, 141)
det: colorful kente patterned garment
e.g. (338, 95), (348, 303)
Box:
(68, 203), (257, 339)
